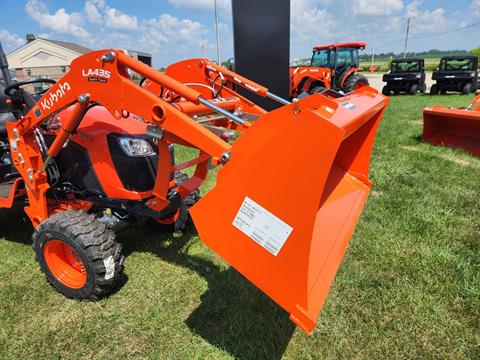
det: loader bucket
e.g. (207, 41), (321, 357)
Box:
(423, 105), (480, 157)
(190, 87), (388, 333)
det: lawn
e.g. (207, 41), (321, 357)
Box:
(1, 93), (479, 359)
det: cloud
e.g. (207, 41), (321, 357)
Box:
(84, 0), (138, 30)
(25, 0), (90, 38)
(0, 29), (25, 53)
(141, 14), (206, 51)
(291, 1), (335, 47)
(406, 0), (448, 32)
(84, 0), (103, 25)
(352, 0), (404, 16)
(104, 8), (138, 30)
(168, 0), (231, 13)
(473, 0), (480, 16)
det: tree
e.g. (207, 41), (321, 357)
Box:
(470, 47), (480, 56)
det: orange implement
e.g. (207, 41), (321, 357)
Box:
(423, 94), (480, 157)
(190, 86), (388, 333)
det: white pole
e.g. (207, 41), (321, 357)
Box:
(403, 17), (414, 59)
(214, 0), (221, 64)
(371, 32), (377, 67)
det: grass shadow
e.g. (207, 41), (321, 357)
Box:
(0, 203), (33, 244)
(121, 226), (296, 360)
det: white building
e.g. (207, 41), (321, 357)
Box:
(7, 35), (153, 82)
(7, 36), (92, 81)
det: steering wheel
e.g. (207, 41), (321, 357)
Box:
(211, 74), (226, 98)
(4, 78), (56, 111)
(4, 78), (56, 97)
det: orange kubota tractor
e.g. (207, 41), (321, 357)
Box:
(0, 46), (388, 333)
(290, 42), (369, 98)
(423, 94), (480, 157)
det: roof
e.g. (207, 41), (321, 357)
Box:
(37, 38), (91, 54)
(392, 58), (424, 62)
(440, 55), (477, 60)
(313, 42), (367, 51)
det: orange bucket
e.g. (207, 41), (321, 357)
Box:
(423, 96), (480, 157)
(190, 87), (388, 333)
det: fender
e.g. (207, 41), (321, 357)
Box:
(340, 67), (363, 88)
(289, 67), (331, 97)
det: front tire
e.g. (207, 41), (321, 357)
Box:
(33, 210), (124, 300)
(343, 73), (369, 93)
(409, 84), (418, 95)
(462, 83), (472, 95)
(430, 84), (439, 95)
(382, 86), (390, 96)
(309, 85), (326, 95)
(421, 83), (427, 93)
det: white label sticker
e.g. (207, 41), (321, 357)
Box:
(340, 101), (356, 110)
(233, 197), (293, 256)
(103, 256), (115, 280)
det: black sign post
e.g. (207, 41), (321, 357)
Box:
(231, 0), (290, 110)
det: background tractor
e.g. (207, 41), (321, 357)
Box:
(289, 42), (369, 98)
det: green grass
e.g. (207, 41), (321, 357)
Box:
(1, 94), (479, 359)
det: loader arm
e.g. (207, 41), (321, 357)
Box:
(7, 49), (390, 333)
(6, 49), (283, 226)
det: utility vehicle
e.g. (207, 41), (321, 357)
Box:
(382, 58), (426, 95)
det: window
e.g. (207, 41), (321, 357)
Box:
(61, 66), (67, 73)
(392, 61), (421, 72)
(441, 58), (475, 71)
(311, 49), (333, 68)
(336, 49), (352, 66)
(26, 69), (31, 76)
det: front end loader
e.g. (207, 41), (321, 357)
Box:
(0, 47), (388, 333)
(423, 95), (480, 157)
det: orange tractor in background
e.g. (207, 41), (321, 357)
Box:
(423, 94), (480, 157)
(290, 42), (369, 98)
(0, 44), (388, 333)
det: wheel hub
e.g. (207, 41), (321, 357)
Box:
(43, 240), (87, 289)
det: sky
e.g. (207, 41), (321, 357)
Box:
(0, 0), (479, 68)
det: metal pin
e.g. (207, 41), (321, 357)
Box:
(266, 91), (291, 105)
(101, 51), (115, 62)
(199, 97), (245, 125)
(77, 94), (90, 103)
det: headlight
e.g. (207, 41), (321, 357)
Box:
(118, 137), (155, 157)
(415, 74), (421, 79)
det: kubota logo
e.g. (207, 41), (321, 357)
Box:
(82, 68), (111, 79)
(40, 82), (71, 111)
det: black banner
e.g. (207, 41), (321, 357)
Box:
(232, 0), (290, 110)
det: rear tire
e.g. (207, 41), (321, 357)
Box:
(382, 86), (390, 96)
(343, 73), (369, 93)
(409, 84), (418, 95)
(309, 86), (326, 94)
(462, 83), (472, 95)
(430, 84), (439, 95)
(33, 210), (124, 300)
